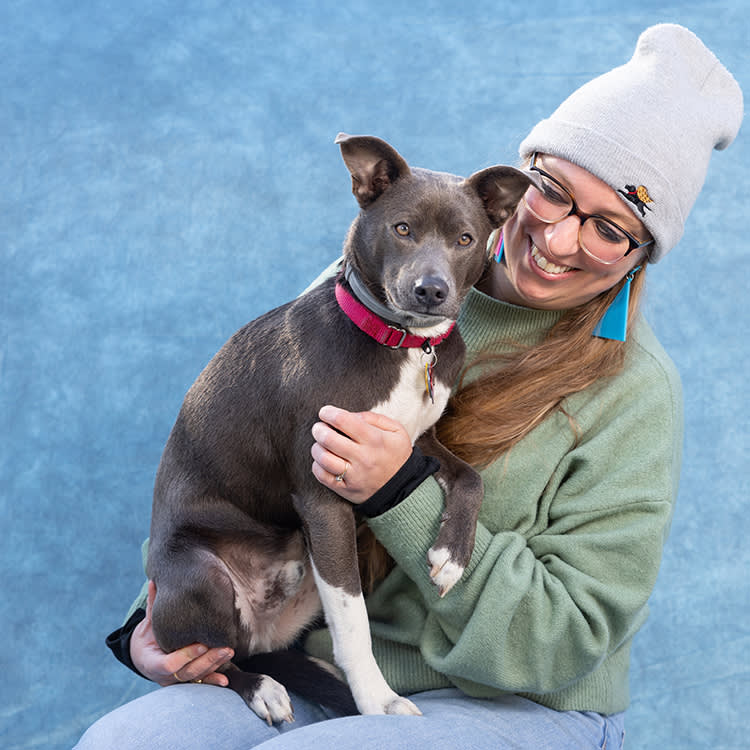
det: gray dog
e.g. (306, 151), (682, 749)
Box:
(146, 134), (532, 723)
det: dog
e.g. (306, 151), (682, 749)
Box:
(146, 133), (532, 723)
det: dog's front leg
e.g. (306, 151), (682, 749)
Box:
(417, 427), (484, 597)
(293, 491), (421, 716)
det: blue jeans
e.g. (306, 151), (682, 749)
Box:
(75, 684), (625, 749)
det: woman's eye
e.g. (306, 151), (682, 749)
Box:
(458, 233), (473, 247)
(394, 223), (410, 237)
(593, 218), (626, 244)
(542, 179), (569, 205)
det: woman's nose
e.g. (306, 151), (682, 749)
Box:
(543, 216), (581, 260)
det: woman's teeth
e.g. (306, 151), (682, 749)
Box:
(531, 244), (574, 275)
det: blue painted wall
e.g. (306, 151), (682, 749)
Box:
(2, 2), (747, 747)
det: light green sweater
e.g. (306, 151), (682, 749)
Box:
(305, 285), (683, 715)
(127, 279), (682, 716)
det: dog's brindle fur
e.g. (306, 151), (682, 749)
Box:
(147, 134), (532, 723)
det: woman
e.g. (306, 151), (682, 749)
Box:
(76, 24), (742, 749)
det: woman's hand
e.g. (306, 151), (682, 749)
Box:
(311, 405), (413, 504)
(130, 581), (235, 687)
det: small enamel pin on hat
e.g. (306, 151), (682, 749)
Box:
(618, 184), (654, 217)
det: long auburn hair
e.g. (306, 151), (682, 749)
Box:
(438, 263), (647, 467)
(357, 261), (647, 592)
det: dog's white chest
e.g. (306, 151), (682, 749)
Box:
(370, 349), (450, 442)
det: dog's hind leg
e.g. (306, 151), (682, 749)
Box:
(293, 491), (421, 716)
(150, 544), (298, 724)
(150, 546), (241, 652)
(417, 427), (484, 597)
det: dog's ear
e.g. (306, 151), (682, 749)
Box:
(336, 133), (410, 208)
(467, 166), (536, 227)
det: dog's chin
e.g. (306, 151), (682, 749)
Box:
(404, 308), (454, 323)
(386, 292), (459, 323)
(388, 304), (457, 336)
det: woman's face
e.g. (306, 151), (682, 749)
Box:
(486, 155), (649, 310)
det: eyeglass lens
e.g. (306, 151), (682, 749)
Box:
(525, 173), (632, 264)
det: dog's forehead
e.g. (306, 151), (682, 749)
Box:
(394, 167), (486, 220)
(409, 166), (463, 187)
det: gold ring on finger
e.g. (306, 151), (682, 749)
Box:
(334, 461), (349, 483)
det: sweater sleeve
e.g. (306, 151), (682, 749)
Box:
(365, 345), (683, 697)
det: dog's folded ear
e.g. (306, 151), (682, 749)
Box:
(467, 166), (534, 228)
(336, 133), (411, 208)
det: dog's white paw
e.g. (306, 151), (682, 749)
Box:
(427, 546), (465, 597)
(249, 675), (295, 725)
(386, 696), (422, 716)
(355, 691), (422, 716)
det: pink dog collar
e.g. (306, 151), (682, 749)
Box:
(335, 282), (455, 350)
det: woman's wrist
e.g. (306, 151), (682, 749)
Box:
(357, 445), (440, 518)
(105, 608), (147, 678)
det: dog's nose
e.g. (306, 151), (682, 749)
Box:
(414, 277), (449, 307)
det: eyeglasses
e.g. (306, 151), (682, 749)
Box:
(523, 153), (653, 265)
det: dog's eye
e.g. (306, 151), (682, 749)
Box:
(394, 223), (410, 237)
(458, 233), (473, 247)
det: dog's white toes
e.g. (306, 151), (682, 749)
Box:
(386, 696), (422, 716)
(428, 545), (451, 573)
(427, 546), (464, 597)
(249, 675), (295, 725)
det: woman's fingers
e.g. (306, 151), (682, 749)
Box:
(165, 644), (235, 687)
(311, 405), (412, 503)
(134, 580), (234, 687)
(310, 432), (350, 475)
(318, 405), (404, 442)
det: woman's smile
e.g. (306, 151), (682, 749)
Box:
(529, 243), (576, 277)
(482, 156), (648, 311)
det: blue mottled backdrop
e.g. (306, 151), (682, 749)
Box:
(1, 1), (747, 748)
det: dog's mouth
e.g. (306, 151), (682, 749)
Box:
(346, 266), (454, 330)
(384, 290), (456, 329)
(387, 296), (447, 318)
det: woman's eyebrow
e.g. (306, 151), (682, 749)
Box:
(538, 158), (648, 236)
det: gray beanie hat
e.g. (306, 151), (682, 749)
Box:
(519, 24), (743, 262)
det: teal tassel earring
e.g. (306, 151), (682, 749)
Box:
(493, 232), (505, 263)
(593, 266), (641, 341)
